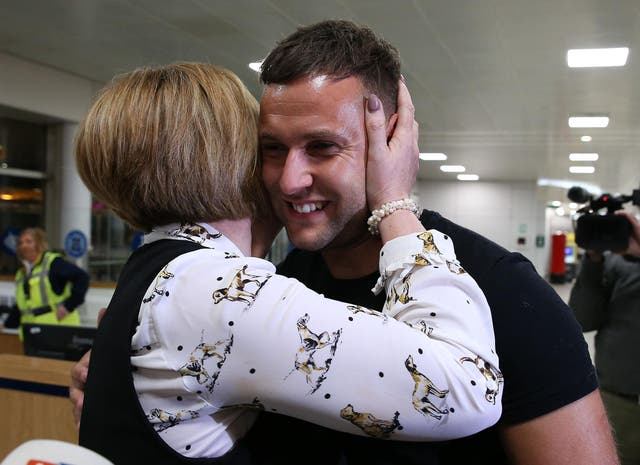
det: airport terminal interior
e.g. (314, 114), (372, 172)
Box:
(0, 0), (638, 461)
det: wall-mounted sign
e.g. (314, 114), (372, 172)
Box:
(64, 230), (88, 258)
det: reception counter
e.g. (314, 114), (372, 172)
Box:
(0, 329), (21, 355)
(0, 353), (77, 457)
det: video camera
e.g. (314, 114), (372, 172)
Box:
(568, 185), (640, 251)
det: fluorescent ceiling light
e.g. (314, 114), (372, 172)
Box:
(440, 165), (465, 173)
(419, 152), (447, 161)
(569, 166), (596, 174)
(567, 47), (629, 68)
(248, 61), (263, 72)
(537, 178), (602, 194)
(569, 153), (599, 161)
(457, 174), (479, 181)
(568, 116), (609, 128)
(580, 135), (592, 142)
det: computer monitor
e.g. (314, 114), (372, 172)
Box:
(22, 323), (97, 362)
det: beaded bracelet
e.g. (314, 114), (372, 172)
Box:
(367, 198), (421, 235)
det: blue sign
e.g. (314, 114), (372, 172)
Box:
(0, 227), (20, 256)
(64, 230), (88, 258)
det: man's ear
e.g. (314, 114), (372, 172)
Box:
(386, 113), (399, 141)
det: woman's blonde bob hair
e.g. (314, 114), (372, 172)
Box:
(75, 62), (264, 232)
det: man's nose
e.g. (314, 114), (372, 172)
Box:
(279, 150), (313, 196)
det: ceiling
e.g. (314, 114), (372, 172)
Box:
(1, 0), (639, 201)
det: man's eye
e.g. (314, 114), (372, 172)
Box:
(260, 144), (287, 157)
(308, 141), (338, 154)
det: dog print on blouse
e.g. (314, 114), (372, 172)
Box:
(405, 355), (450, 420)
(178, 333), (233, 393)
(212, 265), (271, 305)
(142, 266), (174, 304)
(340, 404), (401, 439)
(289, 313), (342, 394)
(460, 355), (503, 404)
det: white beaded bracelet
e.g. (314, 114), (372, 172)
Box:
(367, 198), (421, 235)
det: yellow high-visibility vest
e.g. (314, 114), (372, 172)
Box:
(15, 251), (81, 329)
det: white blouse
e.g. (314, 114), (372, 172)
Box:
(131, 223), (502, 458)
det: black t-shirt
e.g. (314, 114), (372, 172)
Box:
(246, 210), (597, 465)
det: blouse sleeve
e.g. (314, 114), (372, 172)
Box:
(146, 230), (501, 441)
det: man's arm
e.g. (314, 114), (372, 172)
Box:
(500, 390), (619, 465)
(568, 252), (609, 330)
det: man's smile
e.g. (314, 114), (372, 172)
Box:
(290, 201), (328, 214)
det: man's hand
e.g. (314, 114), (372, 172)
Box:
(615, 210), (640, 257)
(69, 306), (105, 428)
(70, 349), (90, 428)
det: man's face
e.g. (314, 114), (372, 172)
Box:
(260, 75), (370, 252)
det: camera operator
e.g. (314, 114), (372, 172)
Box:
(569, 209), (640, 465)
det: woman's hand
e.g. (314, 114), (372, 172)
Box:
(364, 79), (419, 211)
(56, 304), (70, 321)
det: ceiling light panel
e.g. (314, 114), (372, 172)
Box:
(567, 47), (629, 68)
(569, 166), (596, 174)
(419, 153), (447, 161)
(440, 165), (466, 173)
(569, 153), (599, 161)
(568, 116), (609, 128)
(248, 61), (263, 72)
(457, 174), (479, 181)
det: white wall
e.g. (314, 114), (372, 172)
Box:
(0, 52), (101, 122)
(415, 180), (550, 275)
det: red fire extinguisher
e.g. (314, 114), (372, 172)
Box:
(550, 232), (566, 283)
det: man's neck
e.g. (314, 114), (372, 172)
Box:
(320, 236), (382, 279)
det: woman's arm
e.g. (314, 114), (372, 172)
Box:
(142, 233), (500, 441)
(136, 81), (500, 441)
(49, 257), (90, 311)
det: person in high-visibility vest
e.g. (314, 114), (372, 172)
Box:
(15, 227), (89, 335)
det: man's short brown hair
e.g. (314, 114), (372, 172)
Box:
(75, 62), (263, 232)
(260, 19), (401, 114)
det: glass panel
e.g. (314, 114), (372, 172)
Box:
(0, 117), (47, 171)
(87, 200), (140, 282)
(0, 176), (45, 275)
